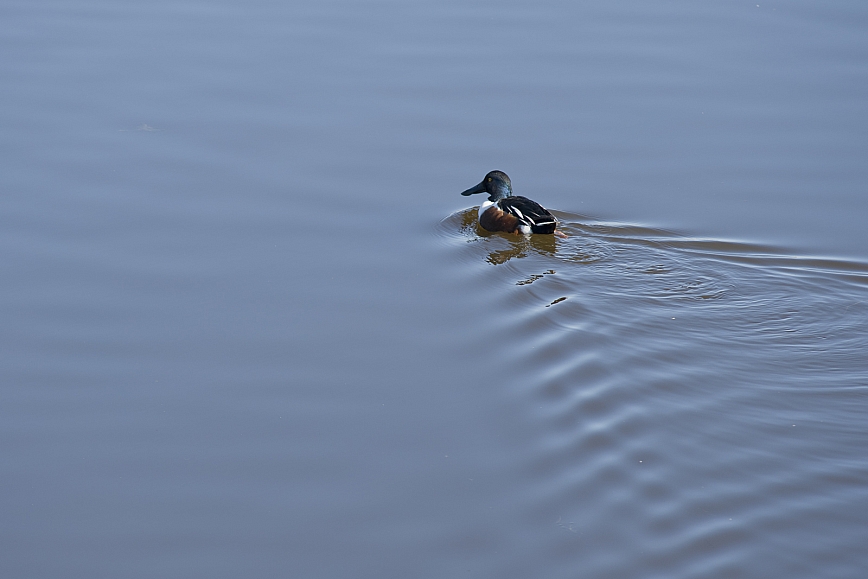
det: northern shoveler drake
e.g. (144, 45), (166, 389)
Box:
(461, 170), (559, 235)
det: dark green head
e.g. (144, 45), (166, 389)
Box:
(460, 170), (513, 202)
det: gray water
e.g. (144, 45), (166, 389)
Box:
(3, 1), (867, 577)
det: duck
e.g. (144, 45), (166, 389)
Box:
(461, 170), (559, 235)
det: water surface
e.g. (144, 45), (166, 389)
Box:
(2, 0), (867, 577)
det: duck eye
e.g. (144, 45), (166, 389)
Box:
(487, 177), (492, 182)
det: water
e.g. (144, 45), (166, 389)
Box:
(2, 1), (867, 577)
(441, 210), (868, 577)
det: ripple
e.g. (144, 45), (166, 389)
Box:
(440, 208), (868, 578)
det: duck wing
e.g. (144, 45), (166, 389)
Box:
(499, 196), (557, 234)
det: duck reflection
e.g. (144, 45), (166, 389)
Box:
(457, 207), (561, 265)
(481, 230), (559, 265)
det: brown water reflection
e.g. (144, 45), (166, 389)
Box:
(454, 208), (614, 266)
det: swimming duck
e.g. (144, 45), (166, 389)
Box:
(461, 170), (558, 235)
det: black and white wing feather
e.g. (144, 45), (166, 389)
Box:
(498, 196), (558, 234)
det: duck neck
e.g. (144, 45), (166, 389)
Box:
(488, 183), (512, 202)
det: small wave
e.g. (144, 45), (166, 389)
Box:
(439, 206), (868, 579)
(439, 207), (868, 290)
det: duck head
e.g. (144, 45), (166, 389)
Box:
(461, 170), (513, 202)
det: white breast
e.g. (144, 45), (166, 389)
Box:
(478, 200), (494, 220)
